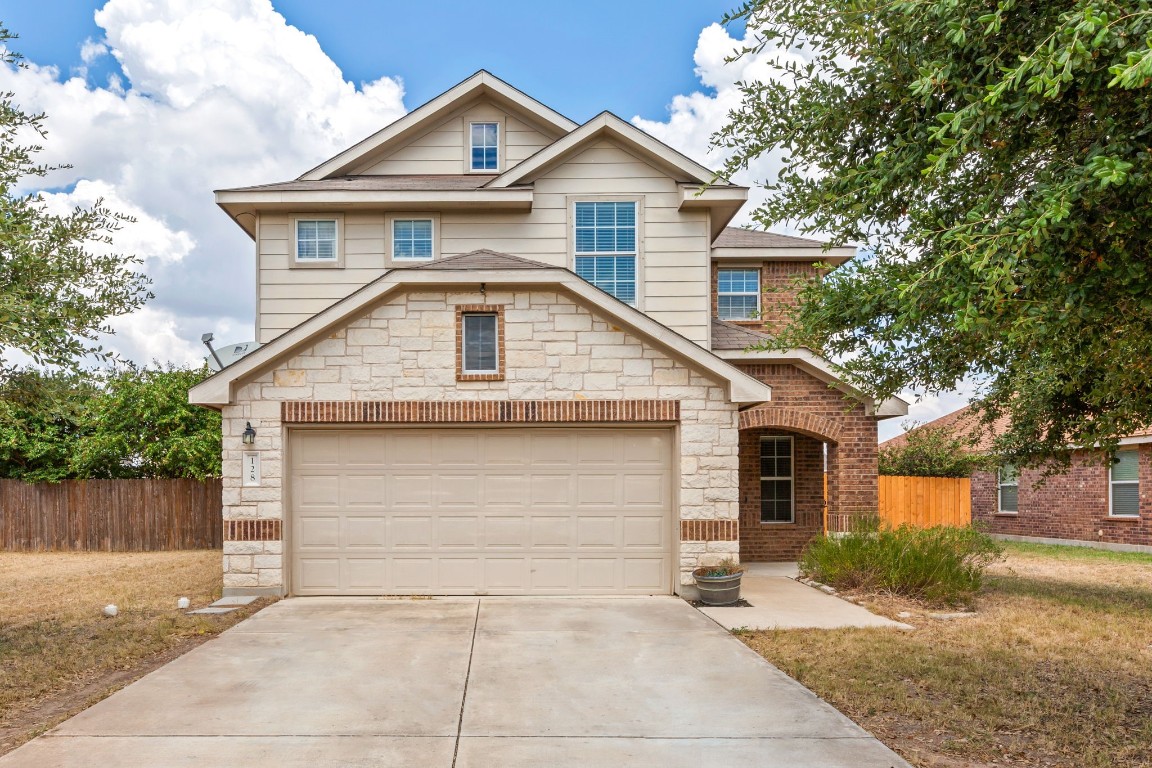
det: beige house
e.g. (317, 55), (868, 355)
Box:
(190, 71), (906, 597)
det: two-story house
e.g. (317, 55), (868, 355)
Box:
(190, 72), (906, 597)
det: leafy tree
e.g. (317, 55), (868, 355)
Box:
(71, 365), (221, 480)
(716, 2), (1152, 468)
(879, 421), (990, 478)
(0, 25), (151, 375)
(0, 369), (94, 481)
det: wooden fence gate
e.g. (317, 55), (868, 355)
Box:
(0, 478), (223, 551)
(878, 475), (971, 528)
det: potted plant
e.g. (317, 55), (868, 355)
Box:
(693, 558), (744, 606)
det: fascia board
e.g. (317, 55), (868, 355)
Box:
(214, 188), (534, 207)
(711, 246), (856, 264)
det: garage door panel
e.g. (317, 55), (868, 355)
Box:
(290, 427), (672, 595)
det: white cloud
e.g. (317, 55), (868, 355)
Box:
(632, 22), (808, 231)
(0, 0), (408, 363)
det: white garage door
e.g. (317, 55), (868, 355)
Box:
(288, 427), (674, 596)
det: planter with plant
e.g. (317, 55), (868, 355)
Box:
(692, 559), (744, 605)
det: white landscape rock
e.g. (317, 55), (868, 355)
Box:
(177, 597), (191, 609)
(102, 604), (118, 617)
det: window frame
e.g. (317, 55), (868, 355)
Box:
(717, 266), (762, 321)
(290, 214), (343, 268)
(469, 121), (500, 172)
(997, 464), (1019, 515)
(387, 213), (439, 263)
(456, 304), (505, 381)
(569, 197), (643, 308)
(1109, 450), (1140, 518)
(759, 435), (795, 524)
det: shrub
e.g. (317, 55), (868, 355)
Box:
(800, 520), (1004, 607)
(879, 420), (990, 477)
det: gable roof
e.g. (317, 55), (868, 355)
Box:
(189, 249), (774, 407)
(300, 71), (578, 181)
(410, 249), (550, 270)
(486, 111), (728, 188)
(711, 318), (773, 350)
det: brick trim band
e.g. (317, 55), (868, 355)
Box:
(224, 519), (281, 542)
(282, 400), (680, 424)
(680, 520), (739, 542)
(739, 406), (844, 443)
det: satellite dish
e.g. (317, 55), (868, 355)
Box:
(206, 340), (261, 371)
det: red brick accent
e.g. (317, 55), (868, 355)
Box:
(739, 407), (844, 443)
(282, 400), (680, 424)
(455, 304), (506, 382)
(224, 519), (281, 541)
(735, 363), (878, 553)
(711, 261), (826, 335)
(972, 445), (1152, 547)
(680, 520), (739, 541)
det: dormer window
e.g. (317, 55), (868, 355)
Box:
(470, 122), (499, 171)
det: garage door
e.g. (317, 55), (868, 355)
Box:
(288, 427), (673, 596)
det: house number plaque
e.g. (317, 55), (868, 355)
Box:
(242, 452), (261, 487)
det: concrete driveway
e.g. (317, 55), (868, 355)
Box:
(3, 598), (909, 767)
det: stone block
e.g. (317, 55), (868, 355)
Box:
(252, 554), (282, 570)
(223, 541), (263, 555)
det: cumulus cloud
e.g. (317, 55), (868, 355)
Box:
(0, 0), (407, 363)
(632, 22), (809, 230)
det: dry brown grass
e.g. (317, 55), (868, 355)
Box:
(741, 543), (1152, 768)
(0, 551), (268, 753)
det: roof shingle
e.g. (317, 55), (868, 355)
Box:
(219, 175), (502, 193)
(713, 227), (827, 249)
(710, 317), (774, 350)
(406, 249), (555, 271)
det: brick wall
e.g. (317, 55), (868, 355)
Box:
(711, 261), (824, 336)
(739, 429), (824, 561)
(220, 288), (741, 592)
(736, 363), (878, 537)
(972, 445), (1152, 547)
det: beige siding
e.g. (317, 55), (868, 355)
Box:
(358, 99), (555, 175)
(256, 139), (710, 345)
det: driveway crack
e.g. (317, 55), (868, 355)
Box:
(451, 599), (481, 768)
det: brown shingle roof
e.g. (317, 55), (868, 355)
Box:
(879, 405), (1003, 453)
(713, 227), (827, 249)
(407, 249), (555, 271)
(710, 318), (773, 350)
(219, 175), (502, 193)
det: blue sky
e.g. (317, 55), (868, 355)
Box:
(3, 1), (742, 122)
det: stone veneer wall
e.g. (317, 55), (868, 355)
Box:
(219, 289), (740, 593)
(736, 363), (879, 537)
(972, 445), (1152, 547)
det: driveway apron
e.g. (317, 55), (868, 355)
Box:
(1, 597), (910, 767)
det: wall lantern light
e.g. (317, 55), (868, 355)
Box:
(241, 422), (257, 446)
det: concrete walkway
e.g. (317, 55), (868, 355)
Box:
(699, 563), (914, 631)
(2, 597), (910, 767)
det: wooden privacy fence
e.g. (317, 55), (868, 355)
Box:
(878, 475), (972, 528)
(0, 478), (223, 551)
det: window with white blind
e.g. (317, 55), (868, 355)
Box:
(998, 464), (1018, 514)
(295, 218), (338, 262)
(718, 268), (760, 320)
(392, 218), (434, 260)
(573, 201), (637, 306)
(1110, 451), (1140, 517)
(760, 436), (794, 523)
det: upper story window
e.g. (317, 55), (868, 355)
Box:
(295, 218), (338, 263)
(760, 436), (794, 523)
(1110, 451), (1139, 517)
(998, 464), (1019, 514)
(573, 201), (637, 306)
(470, 122), (499, 171)
(718, 268), (760, 321)
(393, 218), (434, 260)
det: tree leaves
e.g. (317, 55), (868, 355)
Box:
(718, 1), (1152, 467)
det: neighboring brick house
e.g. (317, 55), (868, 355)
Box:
(882, 406), (1152, 551)
(190, 71), (906, 597)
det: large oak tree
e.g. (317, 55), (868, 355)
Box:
(716, 1), (1152, 466)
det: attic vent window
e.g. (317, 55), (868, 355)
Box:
(470, 122), (499, 171)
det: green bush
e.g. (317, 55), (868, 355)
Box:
(800, 520), (1004, 607)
